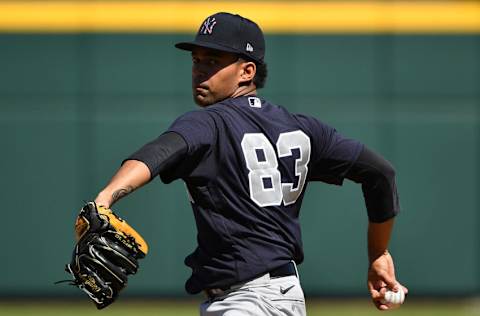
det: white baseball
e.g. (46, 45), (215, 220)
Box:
(381, 287), (405, 305)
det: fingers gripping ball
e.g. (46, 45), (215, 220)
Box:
(381, 287), (405, 307)
(64, 202), (148, 309)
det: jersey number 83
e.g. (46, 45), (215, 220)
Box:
(241, 130), (311, 207)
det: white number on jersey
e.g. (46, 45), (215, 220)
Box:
(241, 131), (311, 207)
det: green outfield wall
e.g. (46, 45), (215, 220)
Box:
(0, 34), (478, 297)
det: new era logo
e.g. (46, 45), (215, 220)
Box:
(246, 43), (254, 52)
(200, 17), (217, 34)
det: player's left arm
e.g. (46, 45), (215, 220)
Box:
(95, 160), (151, 208)
(95, 132), (188, 208)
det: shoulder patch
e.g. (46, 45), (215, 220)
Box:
(248, 97), (262, 108)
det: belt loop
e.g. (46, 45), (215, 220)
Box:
(291, 260), (299, 278)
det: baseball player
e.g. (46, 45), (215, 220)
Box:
(94, 12), (408, 315)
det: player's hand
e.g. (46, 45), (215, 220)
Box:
(367, 250), (408, 310)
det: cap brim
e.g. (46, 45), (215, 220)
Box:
(175, 40), (240, 54)
(175, 40), (264, 64)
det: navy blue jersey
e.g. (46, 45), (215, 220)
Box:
(162, 96), (363, 294)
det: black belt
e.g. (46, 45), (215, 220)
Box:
(205, 262), (297, 299)
(269, 261), (297, 279)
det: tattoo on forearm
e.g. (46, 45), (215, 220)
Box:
(111, 185), (134, 204)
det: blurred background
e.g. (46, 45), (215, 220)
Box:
(0, 0), (479, 315)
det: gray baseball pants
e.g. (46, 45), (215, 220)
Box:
(200, 273), (306, 316)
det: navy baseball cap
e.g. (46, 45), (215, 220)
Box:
(175, 12), (265, 65)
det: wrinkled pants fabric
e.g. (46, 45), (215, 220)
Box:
(200, 274), (306, 316)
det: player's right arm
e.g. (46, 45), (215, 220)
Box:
(298, 115), (405, 308)
(95, 132), (188, 208)
(347, 148), (407, 309)
(297, 115), (400, 222)
(367, 218), (408, 310)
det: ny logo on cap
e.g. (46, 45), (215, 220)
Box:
(200, 17), (217, 35)
(246, 43), (254, 52)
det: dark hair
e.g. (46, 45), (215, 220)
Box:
(239, 56), (268, 89)
(254, 62), (268, 89)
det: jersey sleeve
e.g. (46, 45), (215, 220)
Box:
(123, 132), (188, 180)
(345, 146), (400, 222)
(296, 115), (364, 185)
(158, 109), (217, 182)
(167, 110), (217, 155)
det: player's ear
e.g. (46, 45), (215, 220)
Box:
(239, 60), (256, 84)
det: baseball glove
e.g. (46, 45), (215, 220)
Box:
(61, 202), (148, 309)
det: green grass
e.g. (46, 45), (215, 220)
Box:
(0, 299), (479, 316)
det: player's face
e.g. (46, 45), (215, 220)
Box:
(191, 47), (245, 107)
